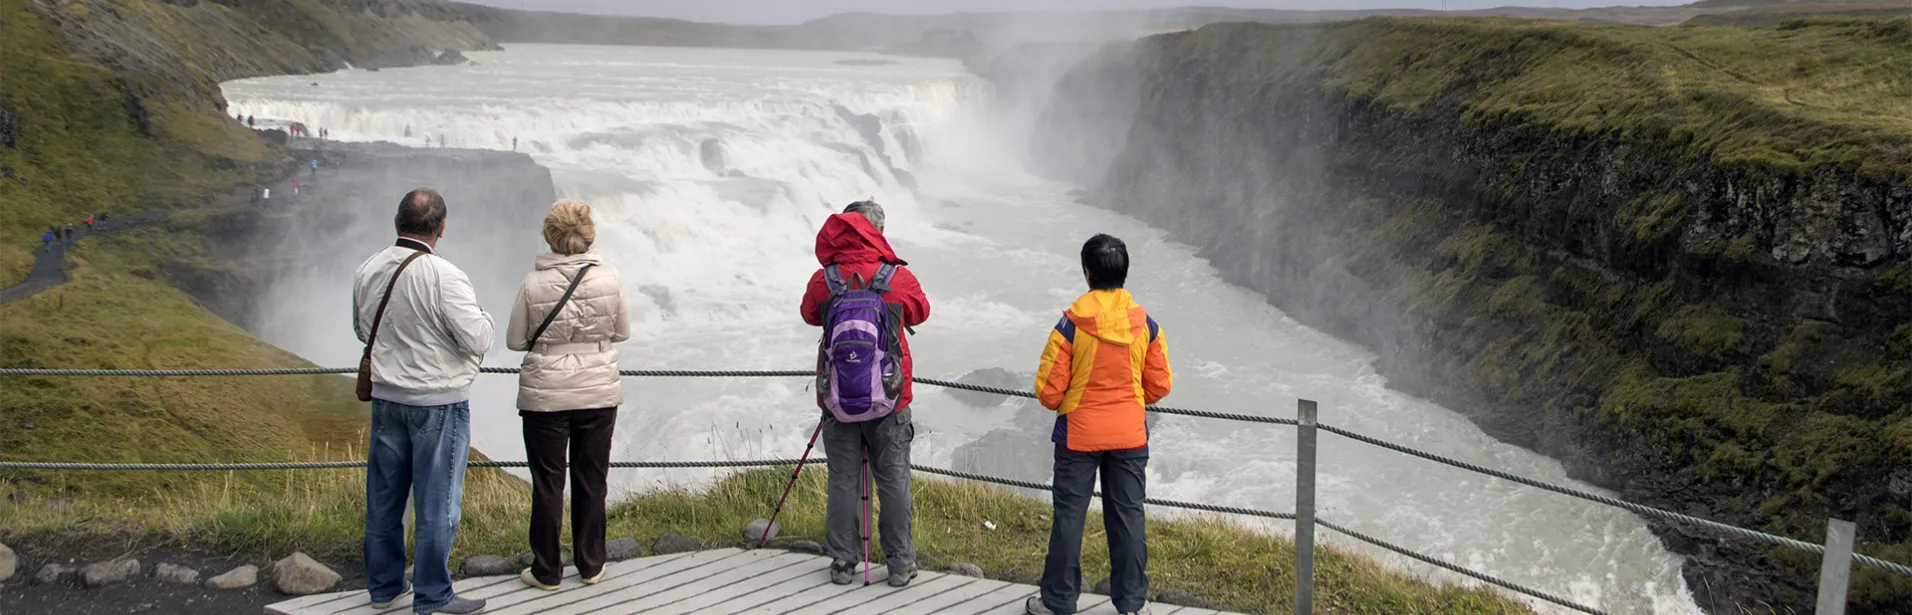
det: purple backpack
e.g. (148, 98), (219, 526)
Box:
(816, 264), (905, 423)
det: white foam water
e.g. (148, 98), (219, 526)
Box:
(223, 44), (1702, 614)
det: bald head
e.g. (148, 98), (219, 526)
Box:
(396, 188), (447, 238)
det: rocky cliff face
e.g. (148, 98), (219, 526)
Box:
(1019, 19), (1912, 614)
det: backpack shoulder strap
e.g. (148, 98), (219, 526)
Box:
(822, 265), (849, 297)
(527, 264), (594, 348)
(869, 263), (899, 294)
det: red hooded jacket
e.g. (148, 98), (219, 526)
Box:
(801, 213), (930, 410)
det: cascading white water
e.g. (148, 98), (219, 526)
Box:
(224, 44), (1702, 614)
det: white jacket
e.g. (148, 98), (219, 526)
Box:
(506, 251), (630, 412)
(352, 240), (495, 406)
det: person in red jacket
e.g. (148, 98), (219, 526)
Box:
(800, 201), (930, 587)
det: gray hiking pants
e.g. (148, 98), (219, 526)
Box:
(821, 408), (916, 574)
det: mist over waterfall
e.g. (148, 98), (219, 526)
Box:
(224, 44), (1702, 614)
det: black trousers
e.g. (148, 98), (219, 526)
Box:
(1040, 445), (1149, 614)
(521, 407), (616, 584)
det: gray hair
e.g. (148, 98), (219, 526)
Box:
(843, 200), (884, 232)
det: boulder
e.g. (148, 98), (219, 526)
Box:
(606, 538), (643, 561)
(35, 563), (75, 585)
(461, 554), (514, 576)
(432, 49), (470, 66)
(945, 562), (983, 578)
(81, 559), (140, 588)
(515, 552), (571, 569)
(0, 542), (14, 582)
(743, 519), (780, 544)
(652, 533), (701, 555)
(271, 552), (340, 596)
(786, 540), (825, 555)
(205, 565), (258, 590)
(1154, 589), (1215, 608)
(1091, 576), (1110, 595)
(154, 563), (201, 585)
(948, 368), (1031, 408)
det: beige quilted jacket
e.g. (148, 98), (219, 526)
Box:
(506, 251), (630, 412)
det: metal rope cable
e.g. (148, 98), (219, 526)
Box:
(1316, 519), (1610, 615)
(1317, 423), (1912, 577)
(3, 366), (1907, 575)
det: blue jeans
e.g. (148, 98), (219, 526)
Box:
(1040, 445), (1149, 614)
(365, 400), (470, 613)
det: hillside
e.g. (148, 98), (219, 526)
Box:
(1020, 16), (1912, 614)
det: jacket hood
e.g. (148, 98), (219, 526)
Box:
(815, 213), (905, 266)
(535, 250), (603, 270)
(1065, 289), (1140, 346)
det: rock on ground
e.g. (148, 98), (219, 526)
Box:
(205, 565), (259, 590)
(81, 559), (140, 588)
(1091, 577), (1111, 595)
(461, 555), (514, 576)
(154, 563), (201, 585)
(271, 552), (340, 596)
(945, 563), (983, 578)
(35, 563), (75, 585)
(606, 538), (643, 561)
(743, 519), (780, 543)
(652, 533), (701, 555)
(515, 552), (572, 569)
(0, 542), (14, 582)
(1154, 590), (1214, 609)
(785, 540), (824, 555)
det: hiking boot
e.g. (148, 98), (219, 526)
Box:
(1118, 607), (1152, 615)
(829, 561), (855, 585)
(519, 568), (559, 591)
(1025, 596), (1058, 615)
(887, 566), (918, 588)
(419, 596), (486, 614)
(370, 581), (410, 609)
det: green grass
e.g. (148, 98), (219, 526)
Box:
(0, 466), (1532, 615)
(1184, 17), (1912, 181)
(0, 0), (278, 285)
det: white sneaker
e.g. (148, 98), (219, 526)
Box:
(519, 568), (560, 591)
(1025, 596), (1057, 615)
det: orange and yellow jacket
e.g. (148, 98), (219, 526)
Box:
(1035, 289), (1172, 452)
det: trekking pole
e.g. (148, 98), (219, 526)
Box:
(759, 419), (826, 548)
(861, 452), (872, 586)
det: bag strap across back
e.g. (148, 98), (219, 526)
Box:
(363, 251), (428, 360)
(528, 264), (594, 348)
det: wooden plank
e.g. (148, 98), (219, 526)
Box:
(815, 573), (985, 615)
(640, 556), (836, 615)
(888, 578), (1015, 615)
(269, 551), (699, 615)
(778, 572), (961, 615)
(975, 593), (1108, 615)
(687, 562), (846, 615)
(561, 551), (819, 615)
(922, 582), (1032, 615)
(482, 548), (755, 615)
(732, 566), (893, 614)
(963, 584), (1040, 615)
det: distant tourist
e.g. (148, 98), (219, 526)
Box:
(1026, 234), (1172, 615)
(292, 179), (300, 196)
(506, 200), (630, 592)
(310, 159), (319, 178)
(800, 200), (929, 587)
(512, 136), (518, 152)
(439, 134), (446, 148)
(246, 114), (254, 127)
(62, 224), (73, 244)
(42, 229), (52, 251)
(351, 188), (494, 615)
(85, 215), (93, 230)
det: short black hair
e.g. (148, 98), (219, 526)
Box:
(395, 188), (447, 236)
(1082, 234), (1128, 290)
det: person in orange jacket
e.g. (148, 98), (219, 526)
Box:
(1028, 234), (1172, 615)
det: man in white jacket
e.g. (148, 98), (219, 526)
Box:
(351, 188), (494, 615)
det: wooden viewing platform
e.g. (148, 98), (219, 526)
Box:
(264, 547), (1244, 615)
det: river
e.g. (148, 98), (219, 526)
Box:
(222, 43), (1701, 614)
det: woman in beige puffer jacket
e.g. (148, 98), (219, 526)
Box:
(505, 200), (630, 591)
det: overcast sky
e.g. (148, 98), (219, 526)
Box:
(471, 1), (1697, 26)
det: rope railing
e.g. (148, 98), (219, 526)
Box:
(3, 365), (1909, 611)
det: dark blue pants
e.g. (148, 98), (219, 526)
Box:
(364, 400), (470, 613)
(1040, 445), (1149, 614)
